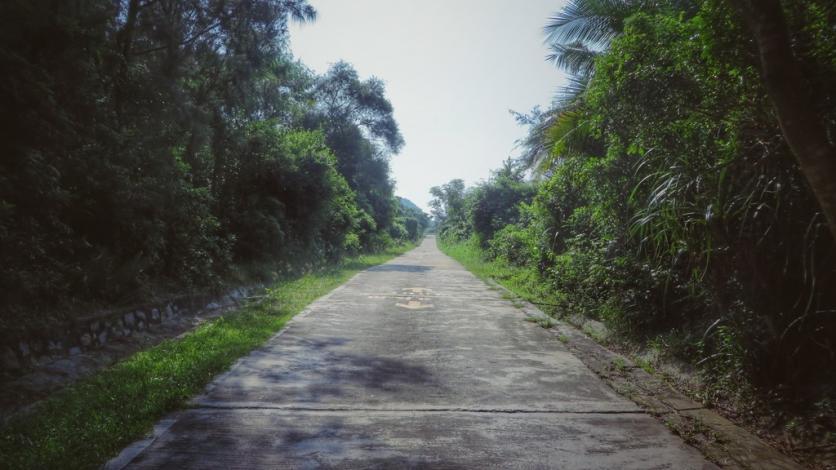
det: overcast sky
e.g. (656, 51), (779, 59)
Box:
(289, 0), (568, 212)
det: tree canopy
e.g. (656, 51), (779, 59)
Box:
(0, 0), (427, 332)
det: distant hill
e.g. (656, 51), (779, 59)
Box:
(397, 196), (426, 215)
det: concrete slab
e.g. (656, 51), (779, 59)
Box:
(114, 237), (716, 468)
(127, 409), (713, 469)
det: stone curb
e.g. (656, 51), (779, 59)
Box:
(0, 285), (265, 423)
(1, 285), (264, 374)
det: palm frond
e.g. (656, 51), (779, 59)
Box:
(512, 69), (599, 174)
(546, 41), (599, 76)
(511, 106), (561, 173)
(281, 0), (317, 23)
(544, 0), (639, 47)
(555, 74), (590, 108)
(543, 109), (604, 172)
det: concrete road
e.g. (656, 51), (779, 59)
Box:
(120, 237), (714, 469)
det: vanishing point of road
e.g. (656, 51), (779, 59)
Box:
(113, 236), (714, 469)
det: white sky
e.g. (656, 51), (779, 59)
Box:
(290, 0), (568, 212)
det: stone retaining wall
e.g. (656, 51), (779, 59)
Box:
(1, 285), (262, 373)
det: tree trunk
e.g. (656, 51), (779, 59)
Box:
(117, 0), (141, 60)
(114, 0), (141, 125)
(211, 107), (227, 200)
(728, 0), (836, 240)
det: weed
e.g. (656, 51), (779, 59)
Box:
(537, 317), (558, 329)
(611, 357), (629, 373)
(524, 316), (557, 329)
(582, 323), (606, 342)
(635, 357), (656, 374)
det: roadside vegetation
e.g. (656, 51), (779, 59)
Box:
(0, 0), (429, 337)
(0, 244), (413, 470)
(433, 0), (835, 462)
(0, 2), (429, 466)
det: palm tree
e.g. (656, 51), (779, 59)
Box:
(543, 0), (639, 77)
(517, 0), (696, 174)
(511, 78), (591, 175)
(514, 1), (635, 174)
(544, 0), (650, 87)
(544, 0), (700, 79)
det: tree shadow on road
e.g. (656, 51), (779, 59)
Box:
(203, 336), (440, 404)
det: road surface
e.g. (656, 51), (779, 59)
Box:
(116, 236), (713, 469)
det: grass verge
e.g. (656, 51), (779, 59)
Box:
(438, 237), (561, 313)
(0, 244), (414, 470)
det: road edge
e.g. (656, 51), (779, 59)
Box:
(482, 277), (802, 469)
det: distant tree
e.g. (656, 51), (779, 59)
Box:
(395, 197), (431, 241)
(469, 159), (536, 244)
(307, 62), (405, 248)
(429, 180), (466, 222)
(313, 61), (404, 153)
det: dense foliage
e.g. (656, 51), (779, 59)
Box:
(0, 0), (427, 332)
(434, 0), (835, 423)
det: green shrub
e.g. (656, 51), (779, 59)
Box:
(487, 224), (535, 267)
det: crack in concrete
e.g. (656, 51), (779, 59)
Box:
(189, 403), (649, 414)
(670, 406), (704, 412)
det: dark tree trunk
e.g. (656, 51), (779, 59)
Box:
(114, 0), (141, 125)
(728, 0), (836, 240)
(211, 107), (227, 200)
(117, 0), (141, 60)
